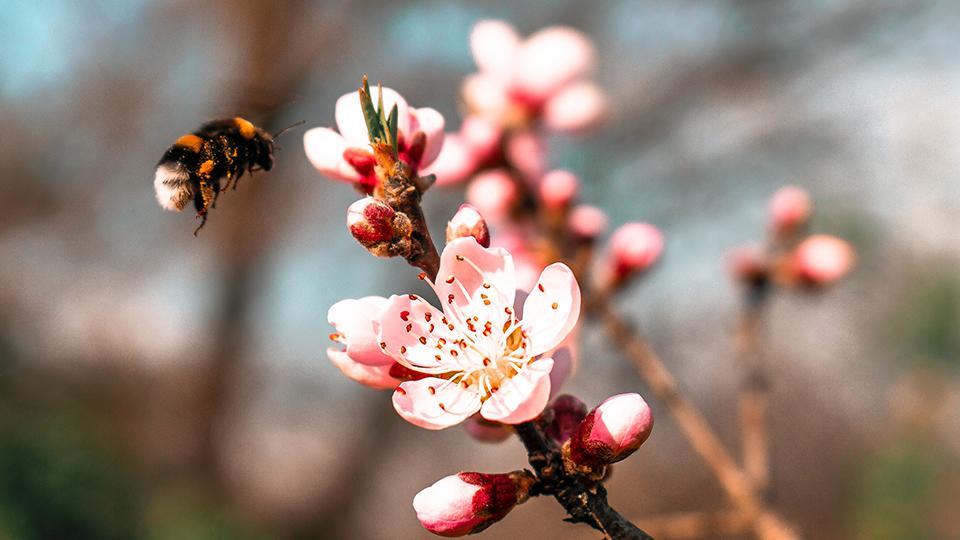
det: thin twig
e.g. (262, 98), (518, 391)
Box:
(589, 293), (799, 540)
(737, 282), (772, 497)
(638, 509), (750, 539)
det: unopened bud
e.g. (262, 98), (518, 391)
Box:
(446, 204), (490, 247)
(568, 205), (608, 242)
(466, 169), (518, 221)
(606, 222), (664, 283)
(539, 170), (579, 209)
(413, 470), (535, 537)
(768, 185), (811, 237)
(568, 393), (653, 469)
(788, 234), (854, 286)
(545, 394), (587, 443)
(347, 197), (412, 257)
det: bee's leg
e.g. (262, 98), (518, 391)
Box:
(192, 191), (208, 236)
(192, 179), (214, 235)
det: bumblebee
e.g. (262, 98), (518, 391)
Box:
(154, 117), (276, 234)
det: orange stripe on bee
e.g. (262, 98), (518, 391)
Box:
(198, 159), (215, 176)
(233, 117), (256, 139)
(173, 134), (203, 152)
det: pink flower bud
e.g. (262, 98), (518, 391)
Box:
(568, 205), (608, 241)
(347, 197), (411, 255)
(505, 131), (545, 182)
(790, 234), (855, 285)
(569, 393), (653, 468)
(466, 169), (518, 221)
(545, 394), (587, 443)
(539, 170), (579, 209)
(446, 204), (490, 248)
(768, 185), (811, 236)
(413, 471), (534, 537)
(463, 416), (513, 443)
(607, 222), (664, 280)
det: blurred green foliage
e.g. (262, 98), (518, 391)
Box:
(892, 270), (960, 370)
(847, 438), (953, 540)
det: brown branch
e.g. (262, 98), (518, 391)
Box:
(515, 422), (654, 540)
(737, 282), (772, 497)
(589, 294), (799, 540)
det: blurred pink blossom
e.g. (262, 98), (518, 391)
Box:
(466, 169), (518, 221)
(539, 170), (579, 209)
(768, 185), (812, 236)
(423, 116), (503, 186)
(568, 205), (609, 241)
(505, 130), (546, 182)
(604, 222), (665, 282)
(304, 86), (444, 191)
(790, 234), (855, 285)
(377, 238), (581, 429)
(465, 20), (606, 133)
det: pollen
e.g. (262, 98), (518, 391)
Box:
(419, 336), (427, 345)
(425, 312), (432, 322)
(405, 323), (412, 332)
(400, 310), (410, 321)
(456, 255), (464, 261)
(428, 386), (436, 395)
(233, 117), (256, 139)
(198, 159), (215, 177)
(173, 134), (203, 152)
(400, 345), (407, 354)
(538, 284), (545, 292)
(328, 332), (342, 342)
(445, 276), (455, 284)
(447, 294), (455, 304)
(552, 302), (559, 309)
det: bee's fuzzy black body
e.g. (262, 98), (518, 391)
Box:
(154, 117), (275, 234)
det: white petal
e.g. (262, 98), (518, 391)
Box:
(480, 358), (553, 424)
(522, 263), (581, 356)
(393, 377), (482, 430)
(303, 127), (361, 182)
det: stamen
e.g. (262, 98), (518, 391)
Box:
(538, 284), (545, 292)
(551, 302), (559, 309)
(400, 310), (410, 321)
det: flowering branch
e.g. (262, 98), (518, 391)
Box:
(515, 420), (654, 539)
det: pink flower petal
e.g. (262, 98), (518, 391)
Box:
(327, 348), (399, 390)
(515, 26), (595, 102)
(465, 169), (518, 220)
(434, 238), (516, 325)
(522, 263), (581, 357)
(480, 358), (554, 424)
(303, 127), (361, 183)
(327, 296), (393, 366)
(335, 86), (410, 147)
(543, 82), (608, 133)
(462, 74), (510, 121)
(421, 133), (478, 186)
(393, 377), (482, 430)
(409, 107), (445, 167)
(470, 20), (520, 80)
(376, 294), (461, 373)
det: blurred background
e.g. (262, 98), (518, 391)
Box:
(1, 0), (958, 538)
